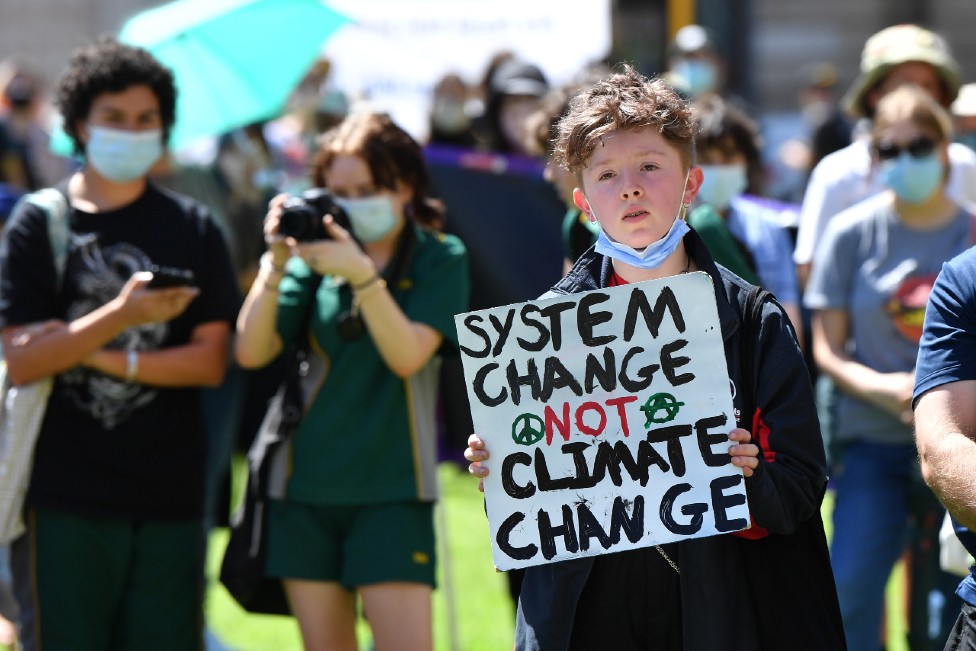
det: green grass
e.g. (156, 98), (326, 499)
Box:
(206, 469), (914, 651)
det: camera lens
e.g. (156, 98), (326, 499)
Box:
(278, 199), (321, 242)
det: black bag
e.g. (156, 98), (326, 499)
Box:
(218, 448), (290, 614)
(218, 364), (305, 615)
(219, 280), (325, 615)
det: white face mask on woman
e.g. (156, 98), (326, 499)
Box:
(85, 125), (163, 182)
(335, 195), (400, 242)
(696, 164), (747, 211)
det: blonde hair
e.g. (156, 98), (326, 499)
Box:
(871, 84), (953, 144)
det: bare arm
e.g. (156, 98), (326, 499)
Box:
(915, 380), (976, 531)
(353, 280), (444, 378)
(292, 216), (444, 378)
(3, 273), (201, 385)
(83, 320), (230, 387)
(235, 254), (286, 369)
(811, 308), (913, 423)
(235, 196), (292, 369)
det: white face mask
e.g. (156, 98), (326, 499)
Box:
(85, 125), (163, 182)
(696, 164), (747, 211)
(670, 60), (718, 98)
(335, 195), (400, 242)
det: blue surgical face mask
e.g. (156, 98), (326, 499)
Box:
(592, 173), (691, 269)
(85, 125), (163, 182)
(670, 59), (718, 98)
(879, 152), (943, 204)
(696, 164), (747, 211)
(335, 195), (400, 242)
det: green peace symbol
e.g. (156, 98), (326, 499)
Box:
(511, 413), (545, 446)
(640, 392), (685, 426)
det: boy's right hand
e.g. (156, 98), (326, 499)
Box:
(464, 433), (489, 493)
(117, 271), (199, 327)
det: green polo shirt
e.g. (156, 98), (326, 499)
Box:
(275, 227), (469, 505)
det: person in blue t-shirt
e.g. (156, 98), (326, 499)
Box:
(914, 245), (976, 648)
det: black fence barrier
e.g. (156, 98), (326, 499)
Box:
(425, 145), (567, 312)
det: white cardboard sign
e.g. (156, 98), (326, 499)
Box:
(454, 272), (750, 570)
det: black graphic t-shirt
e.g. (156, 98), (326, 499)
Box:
(0, 182), (240, 520)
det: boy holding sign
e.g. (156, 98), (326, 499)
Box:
(464, 65), (845, 650)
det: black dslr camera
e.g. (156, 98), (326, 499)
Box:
(278, 188), (351, 242)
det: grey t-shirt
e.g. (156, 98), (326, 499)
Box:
(804, 195), (972, 445)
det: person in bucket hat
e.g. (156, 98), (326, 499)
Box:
(795, 24), (975, 284)
(842, 24), (963, 120)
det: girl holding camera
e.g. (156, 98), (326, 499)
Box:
(235, 112), (469, 651)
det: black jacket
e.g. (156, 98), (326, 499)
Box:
(514, 228), (846, 650)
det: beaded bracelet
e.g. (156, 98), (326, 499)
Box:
(353, 276), (387, 296)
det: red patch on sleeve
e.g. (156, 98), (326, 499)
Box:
(732, 407), (774, 540)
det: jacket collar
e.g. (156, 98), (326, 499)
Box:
(553, 226), (740, 341)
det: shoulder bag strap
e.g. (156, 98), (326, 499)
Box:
(22, 188), (70, 287)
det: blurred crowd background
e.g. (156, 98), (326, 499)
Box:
(3, 1), (976, 650)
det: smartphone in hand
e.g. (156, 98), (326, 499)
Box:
(147, 265), (196, 289)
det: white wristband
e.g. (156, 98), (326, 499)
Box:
(260, 252), (287, 274)
(126, 349), (139, 382)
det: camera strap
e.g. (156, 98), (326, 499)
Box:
(338, 224), (417, 340)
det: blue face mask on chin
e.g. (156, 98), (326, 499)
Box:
(594, 216), (690, 269)
(592, 172), (691, 269)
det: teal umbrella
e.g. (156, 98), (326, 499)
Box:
(118, 0), (349, 149)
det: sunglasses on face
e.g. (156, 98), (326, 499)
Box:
(874, 136), (937, 161)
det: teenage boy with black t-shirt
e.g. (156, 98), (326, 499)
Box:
(0, 37), (238, 651)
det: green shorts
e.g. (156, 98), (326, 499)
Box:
(265, 499), (436, 589)
(15, 507), (204, 651)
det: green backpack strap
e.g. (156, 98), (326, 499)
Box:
(687, 203), (761, 286)
(22, 188), (70, 287)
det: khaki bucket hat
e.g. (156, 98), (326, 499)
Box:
(842, 24), (962, 118)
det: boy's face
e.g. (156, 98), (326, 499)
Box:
(572, 126), (702, 250)
(77, 84), (163, 146)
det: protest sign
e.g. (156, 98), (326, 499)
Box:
(454, 272), (750, 570)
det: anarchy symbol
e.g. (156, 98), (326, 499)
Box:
(511, 413), (545, 446)
(641, 392), (685, 426)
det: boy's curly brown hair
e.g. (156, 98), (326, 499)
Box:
(553, 64), (696, 181)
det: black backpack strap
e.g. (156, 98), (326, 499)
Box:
(739, 284), (771, 429)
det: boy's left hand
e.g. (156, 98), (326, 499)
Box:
(728, 428), (760, 477)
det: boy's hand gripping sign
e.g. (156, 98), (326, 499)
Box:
(454, 272), (750, 570)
